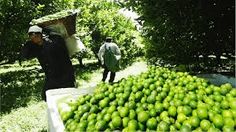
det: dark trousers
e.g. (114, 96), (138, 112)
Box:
(102, 66), (116, 83)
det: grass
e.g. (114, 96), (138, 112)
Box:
(0, 57), (147, 131)
(0, 101), (47, 132)
(0, 60), (44, 114)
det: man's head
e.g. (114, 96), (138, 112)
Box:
(105, 37), (112, 43)
(28, 25), (43, 45)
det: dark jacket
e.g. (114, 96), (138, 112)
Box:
(21, 34), (75, 89)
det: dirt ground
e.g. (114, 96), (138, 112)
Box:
(78, 61), (148, 88)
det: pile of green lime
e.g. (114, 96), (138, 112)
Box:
(58, 66), (236, 131)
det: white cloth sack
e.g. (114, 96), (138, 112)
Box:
(65, 35), (85, 56)
(45, 23), (85, 56)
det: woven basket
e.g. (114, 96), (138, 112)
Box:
(30, 10), (79, 36)
(39, 14), (77, 36)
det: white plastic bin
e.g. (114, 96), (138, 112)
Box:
(197, 74), (236, 87)
(46, 86), (96, 132)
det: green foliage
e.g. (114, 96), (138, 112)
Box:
(0, 0), (35, 63)
(74, 0), (143, 68)
(125, 0), (235, 71)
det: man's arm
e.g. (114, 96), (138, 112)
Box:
(98, 44), (105, 65)
(21, 41), (37, 59)
(114, 44), (121, 60)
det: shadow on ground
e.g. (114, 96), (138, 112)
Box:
(73, 61), (101, 81)
(0, 68), (44, 115)
(0, 61), (101, 115)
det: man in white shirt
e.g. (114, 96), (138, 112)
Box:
(98, 37), (121, 83)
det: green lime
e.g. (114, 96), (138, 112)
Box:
(223, 126), (234, 132)
(212, 114), (224, 129)
(111, 111), (119, 118)
(95, 120), (107, 131)
(77, 121), (88, 131)
(224, 118), (235, 128)
(214, 95), (223, 102)
(157, 121), (169, 131)
(112, 116), (122, 128)
(109, 93), (116, 100)
(179, 125), (191, 132)
(189, 116), (200, 128)
(155, 102), (164, 113)
(168, 105), (177, 117)
(197, 108), (208, 120)
(221, 100), (229, 109)
(99, 98), (109, 108)
(189, 100), (197, 109)
(82, 104), (90, 113)
(135, 91), (144, 102)
(107, 105), (116, 114)
(177, 113), (186, 123)
(137, 111), (149, 123)
(200, 119), (211, 131)
(146, 117), (157, 130)
(207, 127), (221, 132)
(129, 109), (136, 119)
(138, 122), (145, 131)
(223, 110), (232, 118)
(147, 95), (156, 104)
(160, 111), (169, 121)
(183, 105), (192, 116)
(118, 98), (125, 106)
(104, 113), (111, 122)
(119, 107), (129, 117)
(149, 108), (157, 117)
(87, 113), (96, 121)
(88, 119), (96, 126)
(122, 117), (129, 127)
(128, 120), (138, 131)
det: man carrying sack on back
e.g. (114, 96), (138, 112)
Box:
(21, 25), (75, 101)
(98, 37), (121, 83)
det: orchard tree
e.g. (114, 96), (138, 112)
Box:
(125, 0), (235, 71)
(74, 0), (143, 68)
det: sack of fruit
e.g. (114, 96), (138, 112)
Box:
(30, 9), (79, 36)
(30, 9), (82, 56)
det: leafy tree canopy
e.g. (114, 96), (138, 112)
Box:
(125, 0), (235, 73)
